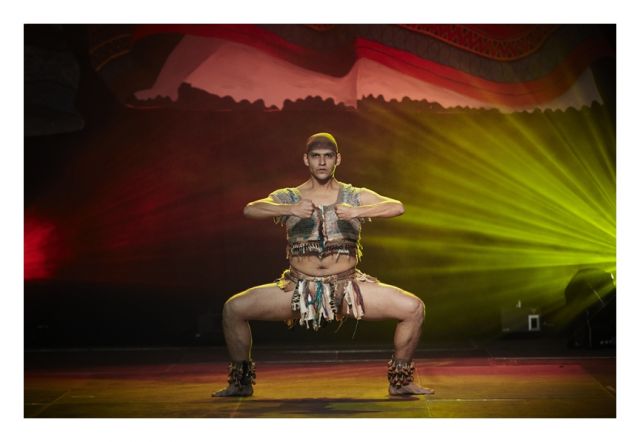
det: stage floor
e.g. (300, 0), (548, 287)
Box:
(24, 340), (615, 418)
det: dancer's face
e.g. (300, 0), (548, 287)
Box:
(304, 148), (341, 180)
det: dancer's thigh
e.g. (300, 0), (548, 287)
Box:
(225, 283), (298, 321)
(353, 281), (424, 321)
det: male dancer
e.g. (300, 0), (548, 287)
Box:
(213, 132), (434, 397)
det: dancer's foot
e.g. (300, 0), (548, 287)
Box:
(389, 382), (434, 395)
(212, 384), (253, 397)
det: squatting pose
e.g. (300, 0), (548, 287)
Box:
(213, 132), (434, 397)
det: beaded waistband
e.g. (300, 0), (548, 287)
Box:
(286, 267), (357, 283)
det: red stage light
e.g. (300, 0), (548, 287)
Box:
(24, 217), (56, 280)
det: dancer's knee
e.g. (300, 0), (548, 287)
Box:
(222, 296), (245, 321)
(406, 296), (425, 323)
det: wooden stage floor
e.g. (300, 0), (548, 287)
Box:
(24, 340), (615, 418)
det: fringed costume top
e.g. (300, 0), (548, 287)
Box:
(269, 183), (369, 261)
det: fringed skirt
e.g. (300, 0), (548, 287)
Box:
(275, 267), (378, 331)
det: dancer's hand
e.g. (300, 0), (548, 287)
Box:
(291, 199), (316, 218)
(335, 203), (359, 220)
